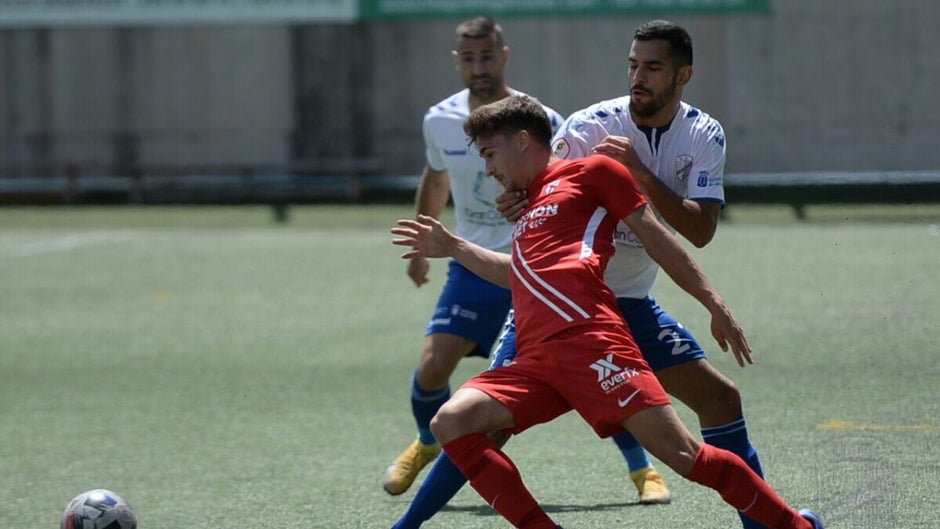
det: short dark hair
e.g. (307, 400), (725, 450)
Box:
(463, 95), (553, 147)
(456, 16), (505, 48)
(634, 20), (693, 66)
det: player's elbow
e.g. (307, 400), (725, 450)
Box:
(680, 202), (721, 248)
(689, 230), (714, 248)
(682, 218), (718, 248)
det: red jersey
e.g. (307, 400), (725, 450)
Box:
(510, 155), (647, 352)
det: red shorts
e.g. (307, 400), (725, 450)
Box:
(464, 324), (671, 438)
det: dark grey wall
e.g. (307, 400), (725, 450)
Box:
(2, 0), (938, 177)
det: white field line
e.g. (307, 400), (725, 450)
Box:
(8, 230), (137, 258)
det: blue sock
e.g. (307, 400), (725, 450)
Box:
(701, 417), (767, 529)
(391, 454), (467, 529)
(611, 431), (652, 472)
(410, 372), (450, 445)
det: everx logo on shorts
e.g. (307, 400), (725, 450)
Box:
(589, 353), (640, 394)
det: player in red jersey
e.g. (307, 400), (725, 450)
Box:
(391, 95), (823, 529)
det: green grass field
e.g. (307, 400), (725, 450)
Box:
(1, 204), (938, 528)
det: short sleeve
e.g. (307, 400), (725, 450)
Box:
(551, 109), (609, 160)
(686, 120), (726, 202)
(423, 114), (446, 171)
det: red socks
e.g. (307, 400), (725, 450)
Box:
(444, 433), (810, 529)
(687, 443), (811, 529)
(443, 433), (557, 529)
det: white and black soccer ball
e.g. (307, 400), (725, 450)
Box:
(61, 489), (137, 529)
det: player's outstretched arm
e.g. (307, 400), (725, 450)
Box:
(391, 215), (512, 288)
(624, 204), (753, 367)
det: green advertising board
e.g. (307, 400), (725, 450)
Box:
(0, 0), (768, 27)
(360, 0), (771, 20)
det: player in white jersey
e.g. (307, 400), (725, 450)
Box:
(423, 91), (518, 254)
(381, 16), (563, 498)
(493, 21), (771, 529)
(553, 98), (725, 297)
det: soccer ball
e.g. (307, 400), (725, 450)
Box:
(60, 489), (137, 529)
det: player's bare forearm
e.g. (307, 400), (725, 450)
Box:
(450, 238), (512, 288)
(626, 206), (752, 366)
(392, 215), (511, 288)
(414, 166), (450, 219)
(407, 166), (449, 287)
(634, 167), (719, 248)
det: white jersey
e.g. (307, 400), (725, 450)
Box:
(551, 97), (726, 299)
(424, 89), (564, 253)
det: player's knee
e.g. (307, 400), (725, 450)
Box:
(417, 342), (468, 388)
(415, 365), (450, 391)
(691, 378), (743, 423)
(429, 401), (462, 444)
(415, 354), (457, 389)
(659, 439), (700, 477)
(487, 429), (512, 448)
(709, 380), (742, 416)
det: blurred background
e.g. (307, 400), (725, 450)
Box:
(1, 0), (938, 206)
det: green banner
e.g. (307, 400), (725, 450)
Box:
(360, 0), (771, 19)
(0, 0), (356, 27)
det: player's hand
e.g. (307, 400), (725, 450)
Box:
(495, 191), (528, 222)
(406, 256), (429, 287)
(708, 305), (753, 367)
(392, 215), (457, 261)
(592, 135), (644, 173)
